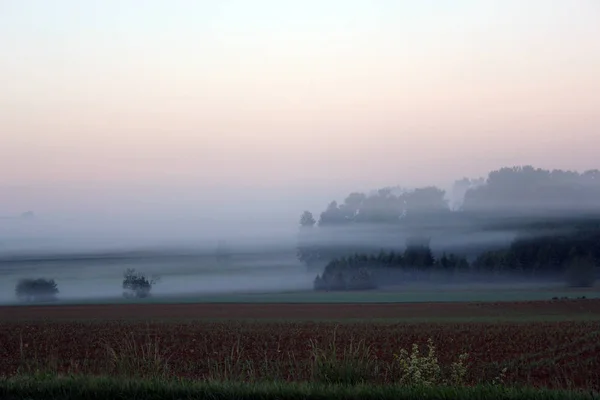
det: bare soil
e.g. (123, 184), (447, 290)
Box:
(1, 298), (599, 321)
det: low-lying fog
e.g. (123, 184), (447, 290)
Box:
(0, 185), (325, 303)
(0, 183), (596, 305)
(0, 252), (569, 305)
(0, 260), (315, 304)
(0, 216), (562, 305)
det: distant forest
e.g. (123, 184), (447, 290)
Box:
(296, 166), (600, 290)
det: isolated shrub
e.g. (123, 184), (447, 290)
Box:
(565, 256), (596, 288)
(122, 269), (158, 299)
(394, 338), (470, 386)
(394, 338), (442, 386)
(15, 278), (59, 302)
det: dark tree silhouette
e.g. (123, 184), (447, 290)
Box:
(122, 269), (158, 299)
(313, 242), (471, 291)
(15, 278), (59, 302)
(297, 211), (321, 270)
(462, 166), (600, 213)
(299, 211), (316, 227)
(301, 165), (600, 289)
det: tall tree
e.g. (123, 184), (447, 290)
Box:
(299, 211), (316, 228)
(297, 211), (319, 270)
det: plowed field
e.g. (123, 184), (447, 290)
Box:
(1, 300), (599, 390)
(1, 298), (600, 321)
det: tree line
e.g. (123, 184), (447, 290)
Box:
(301, 166), (600, 290)
(314, 235), (598, 291)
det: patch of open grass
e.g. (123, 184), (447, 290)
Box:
(5, 285), (600, 307)
(0, 375), (596, 400)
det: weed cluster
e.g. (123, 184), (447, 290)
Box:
(15, 328), (504, 388)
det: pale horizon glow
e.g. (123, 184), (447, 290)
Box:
(1, 0), (599, 219)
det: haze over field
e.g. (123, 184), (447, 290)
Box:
(1, 1), (599, 303)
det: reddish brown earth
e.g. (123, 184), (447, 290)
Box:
(1, 319), (599, 390)
(1, 300), (600, 390)
(1, 298), (600, 321)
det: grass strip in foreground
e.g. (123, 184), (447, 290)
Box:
(0, 376), (596, 400)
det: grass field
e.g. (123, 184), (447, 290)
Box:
(1, 376), (596, 400)
(3, 284), (599, 307)
(146, 286), (600, 304)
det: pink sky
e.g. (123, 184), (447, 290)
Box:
(1, 0), (599, 194)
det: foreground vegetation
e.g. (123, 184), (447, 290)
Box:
(3, 321), (598, 399)
(2, 319), (600, 391)
(1, 375), (596, 400)
(3, 299), (600, 399)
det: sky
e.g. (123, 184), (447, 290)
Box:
(1, 0), (599, 223)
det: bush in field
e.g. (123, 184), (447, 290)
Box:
(309, 333), (504, 387)
(565, 256), (596, 288)
(122, 269), (158, 299)
(15, 278), (59, 302)
(392, 338), (507, 387)
(394, 338), (466, 386)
